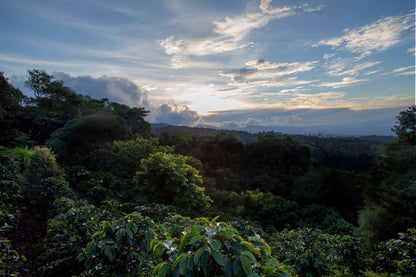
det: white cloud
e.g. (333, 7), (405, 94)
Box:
(221, 59), (318, 87)
(160, 0), (298, 67)
(319, 77), (367, 88)
(314, 12), (414, 57)
(392, 65), (415, 76)
(408, 47), (416, 56)
(392, 65), (415, 73)
(326, 60), (381, 76)
(214, 13), (274, 40)
(381, 65), (416, 76)
(259, 0), (292, 15)
(364, 70), (383, 75)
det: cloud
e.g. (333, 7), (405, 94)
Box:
(160, 0), (298, 68)
(380, 65), (416, 76)
(153, 103), (201, 126)
(259, 0), (292, 15)
(202, 106), (406, 136)
(325, 60), (381, 76)
(408, 47), (416, 56)
(314, 12), (414, 58)
(391, 65), (415, 76)
(319, 77), (367, 88)
(221, 59), (318, 87)
(53, 72), (202, 126)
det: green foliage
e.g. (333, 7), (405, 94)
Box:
(24, 146), (61, 184)
(391, 105), (415, 146)
(79, 212), (158, 276)
(359, 108), (416, 248)
(0, 235), (27, 277)
(298, 205), (355, 235)
(46, 112), (134, 163)
(232, 189), (299, 231)
(245, 135), (311, 176)
(135, 152), (212, 211)
(0, 147), (21, 181)
(371, 228), (416, 275)
(153, 217), (292, 276)
(41, 198), (101, 275)
(25, 177), (75, 217)
(269, 228), (365, 276)
(90, 137), (173, 178)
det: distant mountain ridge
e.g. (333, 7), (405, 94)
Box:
(151, 123), (395, 144)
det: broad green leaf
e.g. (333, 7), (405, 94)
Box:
(189, 235), (205, 245)
(179, 254), (189, 275)
(179, 233), (190, 252)
(242, 251), (257, 264)
(174, 253), (186, 267)
(199, 217), (210, 225)
(240, 254), (252, 276)
(153, 262), (165, 275)
(211, 215), (220, 224)
(126, 224), (134, 240)
(209, 239), (221, 252)
(104, 245), (116, 262)
(194, 247), (206, 265)
(212, 249), (224, 266)
(263, 266), (274, 275)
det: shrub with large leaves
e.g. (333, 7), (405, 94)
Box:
(79, 212), (158, 276)
(152, 217), (292, 277)
(269, 228), (364, 276)
(41, 198), (102, 276)
(372, 228), (416, 275)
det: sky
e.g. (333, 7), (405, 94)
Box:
(0, 0), (415, 135)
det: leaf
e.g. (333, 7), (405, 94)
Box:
(174, 253), (186, 267)
(200, 252), (210, 277)
(240, 254), (252, 276)
(209, 239), (221, 252)
(242, 251), (257, 264)
(199, 217), (210, 225)
(263, 266), (275, 275)
(126, 224), (134, 240)
(224, 256), (233, 277)
(211, 215), (220, 224)
(153, 262), (165, 275)
(189, 235), (205, 245)
(179, 233), (190, 252)
(179, 254), (189, 275)
(212, 249), (224, 266)
(194, 247), (206, 265)
(104, 245), (116, 262)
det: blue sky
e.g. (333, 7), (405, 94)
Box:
(0, 0), (414, 135)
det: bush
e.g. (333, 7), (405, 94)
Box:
(152, 216), (292, 276)
(24, 146), (61, 184)
(79, 212), (158, 276)
(134, 152), (212, 211)
(371, 228), (416, 275)
(269, 228), (365, 276)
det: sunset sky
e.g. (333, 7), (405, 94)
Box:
(1, 0), (414, 135)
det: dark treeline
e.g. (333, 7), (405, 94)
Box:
(1, 70), (415, 276)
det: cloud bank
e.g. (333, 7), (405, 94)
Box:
(54, 72), (202, 126)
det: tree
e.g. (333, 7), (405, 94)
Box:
(391, 105), (415, 146)
(90, 137), (172, 178)
(134, 152), (212, 211)
(359, 106), (416, 248)
(25, 69), (53, 102)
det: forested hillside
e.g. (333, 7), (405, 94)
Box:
(1, 70), (415, 276)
